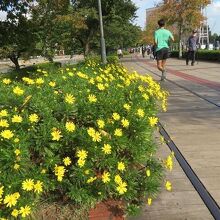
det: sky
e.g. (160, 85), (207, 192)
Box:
(131, 0), (220, 34)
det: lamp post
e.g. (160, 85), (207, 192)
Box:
(97, 0), (107, 64)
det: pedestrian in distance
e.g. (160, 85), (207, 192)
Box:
(186, 30), (199, 66)
(150, 44), (156, 60)
(141, 44), (146, 58)
(117, 48), (123, 59)
(154, 19), (174, 81)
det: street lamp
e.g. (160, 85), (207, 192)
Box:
(97, 0), (107, 64)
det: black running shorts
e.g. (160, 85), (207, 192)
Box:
(156, 48), (169, 61)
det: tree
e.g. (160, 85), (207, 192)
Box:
(160, 0), (211, 58)
(142, 7), (162, 44)
(104, 21), (141, 53)
(71, 0), (137, 56)
(0, 0), (35, 70)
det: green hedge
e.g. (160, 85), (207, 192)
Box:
(170, 50), (220, 61)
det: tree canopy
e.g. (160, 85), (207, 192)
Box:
(0, 0), (141, 68)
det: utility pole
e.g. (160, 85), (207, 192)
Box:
(98, 0), (107, 64)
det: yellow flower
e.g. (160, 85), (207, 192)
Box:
(85, 169), (90, 175)
(14, 163), (20, 170)
(97, 119), (105, 129)
(114, 175), (122, 184)
(12, 115), (23, 123)
(14, 138), (20, 143)
(102, 171), (110, 183)
(165, 155), (173, 171)
(68, 72), (74, 76)
(63, 157), (71, 166)
(19, 205), (31, 218)
(0, 110), (8, 117)
(22, 77), (34, 85)
(65, 93), (75, 104)
(87, 127), (96, 136)
(116, 182), (127, 194)
(102, 144), (111, 154)
(92, 131), (101, 142)
(2, 78), (11, 84)
(165, 181), (172, 191)
(148, 117), (158, 127)
(13, 86), (24, 96)
(121, 118), (129, 128)
(14, 149), (21, 156)
(1, 130), (14, 139)
(138, 85), (145, 92)
(11, 209), (19, 217)
(3, 192), (20, 207)
(112, 113), (120, 121)
(76, 149), (88, 160)
(29, 114), (39, 123)
(35, 78), (44, 84)
(137, 109), (145, 118)
(54, 165), (65, 181)
(77, 158), (85, 167)
(146, 169), (151, 177)
(97, 83), (105, 90)
(0, 119), (9, 127)
(51, 129), (62, 141)
(123, 104), (131, 111)
(65, 122), (76, 132)
(142, 93), (149, 101)
(89, 78), (95, 84)
(41, 169), (46, 174)
(114, 128), (122, 137)
(0, 186), (4, 198)
(49, 81), (56, 87)
(147, 198), (152, 206)
(22, 179), (34, 191)
(34, 181), (43, 193)
(87, 177), (97, 184)
(117, 162), (125, 171)
(88, 94), (97, 103)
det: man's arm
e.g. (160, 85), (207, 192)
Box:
(154, 32), (157, 46)
(170, 32), (174, 41)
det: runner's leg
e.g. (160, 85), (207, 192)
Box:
(157, 60), (163, 72)
(161, 59), (167, 80)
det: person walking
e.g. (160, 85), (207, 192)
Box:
(154, 19), (174, 81)
(117, 48), (123, 59)
(186, 30), (199, 66)
(141, 44), (146, 58)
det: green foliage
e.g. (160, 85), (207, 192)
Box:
(0, 1), (36, 69)
(170, 50), (220, 61)
(0, 59), (168, 218)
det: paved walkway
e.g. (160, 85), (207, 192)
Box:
(125, 55), (220, 220)
(0, 55), (84, 73)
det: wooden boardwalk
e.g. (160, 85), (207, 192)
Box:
(125, 56), (220, 220)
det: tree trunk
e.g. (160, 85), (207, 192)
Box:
(84, 41), (90, 56)
(178, 24), (183, 59)
(9, 53), (20, 70)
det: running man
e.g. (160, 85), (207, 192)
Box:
(154, 19), (174, 81)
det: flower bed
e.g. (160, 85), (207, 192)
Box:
(0, 60), (171, 219)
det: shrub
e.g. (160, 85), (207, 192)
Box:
(0, 60), (171, 219)
(170, 50), (220, 61)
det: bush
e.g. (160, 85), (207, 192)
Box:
(0, 60), (171, 219)
(170, 50), (220, 61)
